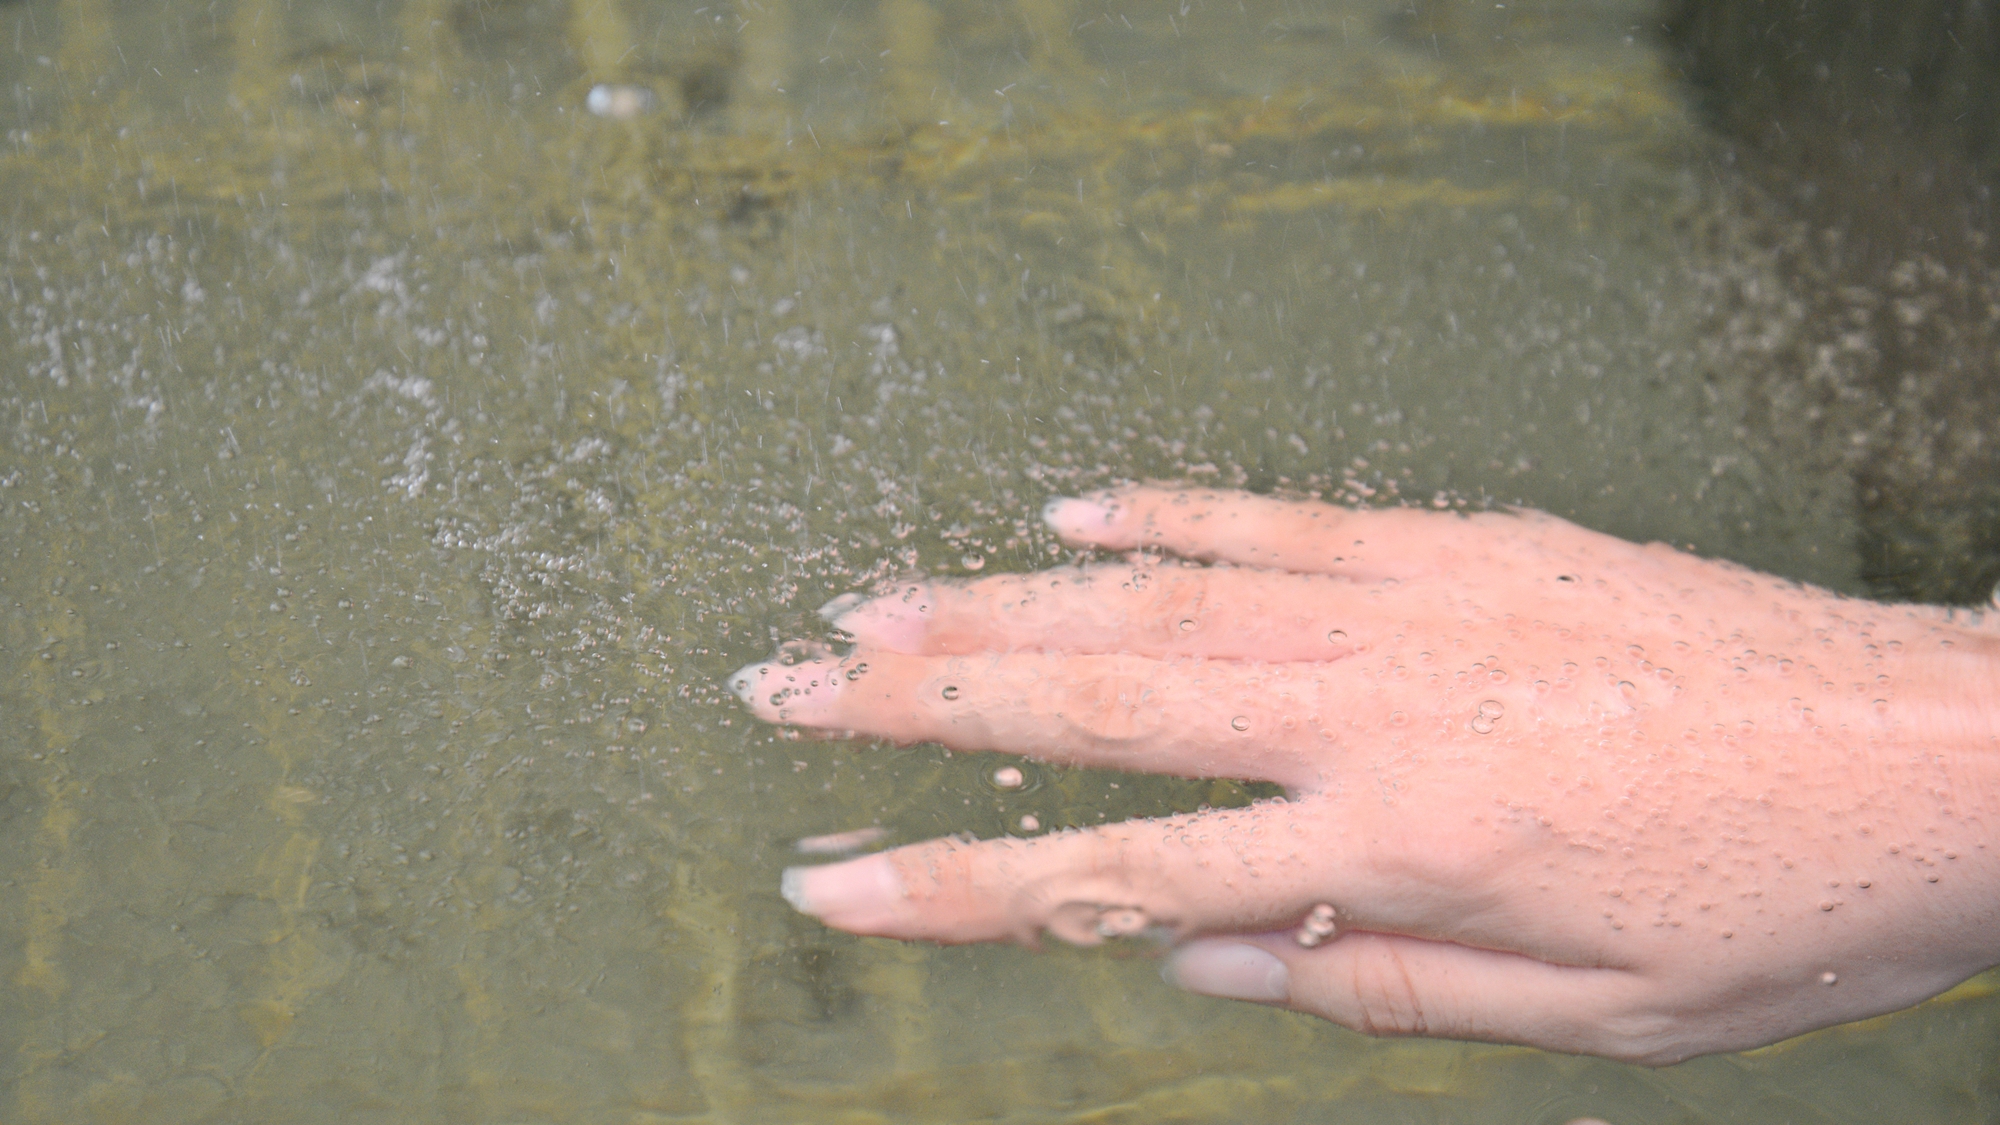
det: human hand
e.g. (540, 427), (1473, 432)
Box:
(731, 486), (2000, 1063)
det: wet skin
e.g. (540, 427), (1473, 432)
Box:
(732, 486), (2000, 1064)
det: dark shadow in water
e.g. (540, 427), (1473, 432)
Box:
(1667, 0), (2000, 604)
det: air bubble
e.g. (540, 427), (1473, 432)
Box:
(941, 685), (961, 701)
(586, 83), (657, 119)
(992, 766), (1024, 789)
(1820, 971), (1839, 986)
(1470, 699), (1504, 734)
(1295, 902), (1339, 947)
(1230, 716), (1250, 732)
(1327, 629), (1348, 643)
(962, 553), (986, 571)
(1018, 814), (1041, 832)
(1095, 906), (1149, 939)
(1179, 619), (1197, 632)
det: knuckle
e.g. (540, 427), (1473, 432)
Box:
(1346, 940), (1435, 1037)
(1052, 667), (1164, 745)
(1590, 1003), (1697, 1066)
(1129, 570), (1206, 643)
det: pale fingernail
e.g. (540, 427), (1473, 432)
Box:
(726, 661), (770, 704)
(1164, 940), (1291, 1003)
(816, 592), (868, 624)
(1042, 496), (1119, 539)
(781, 853), (904, 931)
(823, 588), (932, 651)
(726, 660), (840, 723)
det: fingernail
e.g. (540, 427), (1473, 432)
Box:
(1164, 940), (1291, 1003)
(816, 592), (868, 624)
(1042, 496), (1118, 539)
(822, 586), (931, 651)
(726, 659), (840, 723)
(781, 853), (904, 931)
(726, 661), (769, 704)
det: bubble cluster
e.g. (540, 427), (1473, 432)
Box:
(1469, 698), (1505, 734)
(1295, 903), (1339, 947)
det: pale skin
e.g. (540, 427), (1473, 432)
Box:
(730, 486), (2000, 1065)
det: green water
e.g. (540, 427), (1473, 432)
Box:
(3, 0), (1998, 1122)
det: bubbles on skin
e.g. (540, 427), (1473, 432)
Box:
(1821, 971), (1839, 986)
(1230, 715), (1251, 732)
(961, 553), (986, 571)
(941, 684), (961, 701)
(1327, 628), (1348, 644)
(1470, 698), (1505, 734)
(845, 662), (870, 681)
(732, 663), (773, 699)
(1179, 618), (1198, 632)
(1295, 902), (1338, 947)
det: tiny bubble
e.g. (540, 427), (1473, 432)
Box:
(1327, 629), (1348, 643)
(992, 766), (1024, 788)
(1821, 971), (1839, 985)
(1230, 715), (1250, 732)
(1179, 619), (1197, 632)
(1018, 813), (1041, 831)
(941, 685), (961, 701)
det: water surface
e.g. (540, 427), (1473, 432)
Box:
(4, 0), (1999, 1121)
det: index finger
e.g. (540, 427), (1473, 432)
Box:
(1043, 486), (1519, 578)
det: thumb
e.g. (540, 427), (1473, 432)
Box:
(1164, 932), (1683, 1064)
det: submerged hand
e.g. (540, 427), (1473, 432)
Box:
(731, 486), (2000, 1064)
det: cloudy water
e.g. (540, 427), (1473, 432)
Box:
(3, 0), (1998, 1121)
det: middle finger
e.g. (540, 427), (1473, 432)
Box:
(825, 564), (1399, 662)
(728, 650), (1412, 789)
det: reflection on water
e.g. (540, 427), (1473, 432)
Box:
(2, 0), (1997, 1121)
